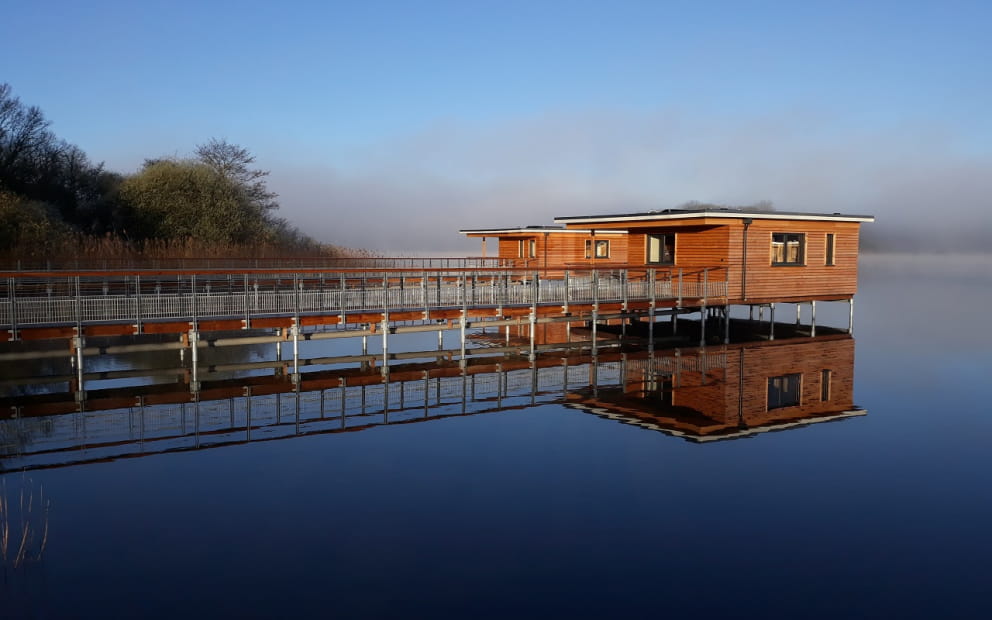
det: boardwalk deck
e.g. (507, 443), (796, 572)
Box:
(1, 266), (729, 342)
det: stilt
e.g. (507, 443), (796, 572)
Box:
(724, 306), (730, 344)
(848, 297), (854, 334)
(811, 300), (817, 337)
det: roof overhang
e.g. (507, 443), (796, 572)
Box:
(554, 210), (875, 225)
(460, 227), (628, 236)
(569, 403), (867, 442)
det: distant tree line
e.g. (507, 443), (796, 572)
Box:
(0, 83), (340, 260)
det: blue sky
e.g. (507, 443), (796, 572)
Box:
(2, 1), (989, 251)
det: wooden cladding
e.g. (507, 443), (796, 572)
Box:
(484, 215), (864, 302)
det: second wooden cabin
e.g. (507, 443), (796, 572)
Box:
(461, 207), (874, 304)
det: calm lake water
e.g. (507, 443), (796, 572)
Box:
(2, 255), (991, 619)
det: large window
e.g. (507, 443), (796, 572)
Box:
(585, 239), (610, 259)
(825, 233), (835, 266)
(767, 373), (801, 410)
(518, 239), (536, 258)
(647, 234), (675, 264)
(772, 233), (804, 265)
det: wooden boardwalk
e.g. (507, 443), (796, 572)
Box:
(1, 264), (729, 344)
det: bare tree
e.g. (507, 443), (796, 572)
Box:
(195, 138), (279, 212)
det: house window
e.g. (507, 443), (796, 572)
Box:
(647, 234), (675, 264)
(825, 234), (835, 266)
(518, 239), (536, 258)
(821, 369), (832, 401)
(767, 373), (801, 410)
(772, 233), (804, 265)
(585, 239), (610, 259)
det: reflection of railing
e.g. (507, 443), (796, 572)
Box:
(0, 349), (726, 471)
(1, 267), (729, 331)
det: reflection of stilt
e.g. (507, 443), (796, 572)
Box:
(700, 304), (707, 347)
(848, 298), (855, 334)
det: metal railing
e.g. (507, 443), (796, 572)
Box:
(1, 267), (728, 332)
(0, 256), (506, 272)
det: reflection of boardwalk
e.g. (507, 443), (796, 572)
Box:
(0, 331), (864, 471)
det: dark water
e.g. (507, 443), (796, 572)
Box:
(2, 256), (991, 619)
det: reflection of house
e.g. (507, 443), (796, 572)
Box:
(567, 334), (863, 441)
(461, 207), (874, 303)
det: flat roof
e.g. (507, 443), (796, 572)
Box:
(459, 226), (627, 235)
(554, 207), (875, 225)
(568, 403), (867, 442)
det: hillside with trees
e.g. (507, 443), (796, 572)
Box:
(0, 83), (345, 262)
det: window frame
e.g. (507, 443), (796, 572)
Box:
(518, 238), (536, 258)
(646, 233), (675, 265)
(825, 233), (835, 266)
(585, 239), (611, 259)
(767, 373), (802, 410)
(771, 232), (805, 266)
(820, 369), (832, 401)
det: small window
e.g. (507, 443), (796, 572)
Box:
(585, 239), (610, 259)
(825, 234), (835, 266)
(772, 233), (804, 265)
(767, 373), (801, 410)
(821, 369), (832, 401)
(647, 234), (675, 264)
(518, 239), (536, 258)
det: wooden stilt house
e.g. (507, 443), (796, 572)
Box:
(462, 207), (874, 304)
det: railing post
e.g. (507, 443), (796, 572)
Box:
(621, 269), (628, 312)
(383, 274), (390, 377)
(134, 274), (142, 335)
(244, 274), (251, 329)
(592, 269), (599, 357)
(700, 268), (708, 347)
(460, 272), (468, 367)
(703, 268), (708, 306)
(292, 273), (301, 381)
(73, 275), (84, 397)
(190, 274), (199, 391)
(648, 268), (656, 350)
(7, 277), (18, 341)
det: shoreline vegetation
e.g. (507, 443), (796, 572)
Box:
(1, 83), (363, 263)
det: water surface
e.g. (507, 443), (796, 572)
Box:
(2, 255), (991, 619)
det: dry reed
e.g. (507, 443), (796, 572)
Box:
(0, 476), (50, 570)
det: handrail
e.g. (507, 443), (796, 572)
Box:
(0, 266), (730, 332)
